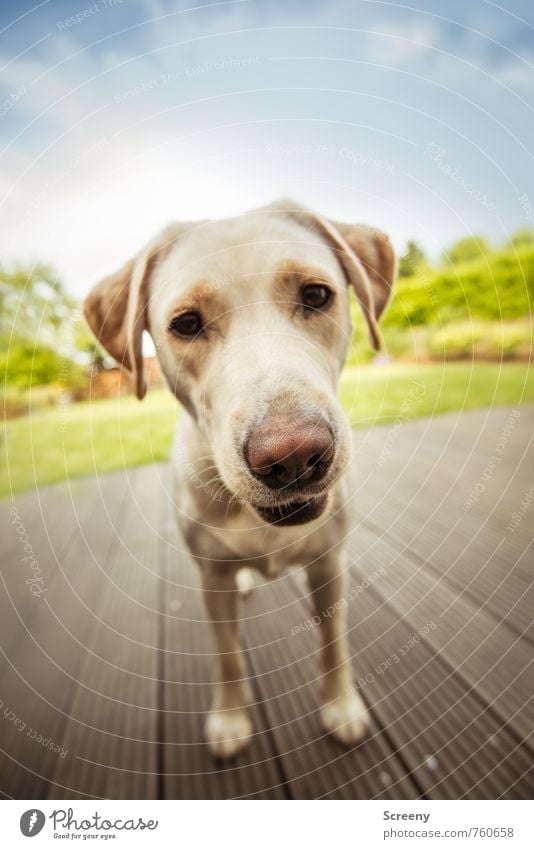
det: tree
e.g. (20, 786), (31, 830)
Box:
(0, 263), (86, 389)
(509, 228), (534, 250)
(398, 241), (427, 277)
(0, 262), (78, 348)
(443, 235), (490, 266)
(0, 341), (66, 388)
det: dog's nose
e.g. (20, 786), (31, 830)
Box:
(246, 417), (334, 490)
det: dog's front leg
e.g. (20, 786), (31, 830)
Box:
(307, 554), (369, 745)
(201, 564), (253, 758)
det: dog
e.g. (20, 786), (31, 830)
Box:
(84, 199), (396, 758)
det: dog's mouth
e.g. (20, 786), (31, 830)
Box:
(252, 493), (329, 526)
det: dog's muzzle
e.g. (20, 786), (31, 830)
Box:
(244, 414), (334, 525)
(253, 494), (329, 526)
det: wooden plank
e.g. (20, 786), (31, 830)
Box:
(350, 407), (533, 642)
(0, 471), (132, 798)
(290, 563), (533, 800)
(359, 487), (534, 644)
(346, 524), (534, 755)
(352, 584), (532, 799)
(357, 407), (534, 537)
(0, 477), (102, 665)
(242, 573), (422, 799)
(46, 464), (164, 799)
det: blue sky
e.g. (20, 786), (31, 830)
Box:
(1, 0), (533, 295)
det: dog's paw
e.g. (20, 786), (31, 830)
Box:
(205, 708), (253, 758)
(319, 689), (369, 746)
(236, 567), (255, 598)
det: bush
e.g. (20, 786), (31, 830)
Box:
(0, 341), (85, 389)
(427, 320), (532, 361)
(382, 326), (417, 359)
(481, 323), (532, 360)
(427, 323), (482, 359)
(384, 244), (534, 328)
(443, 235), (489, 266)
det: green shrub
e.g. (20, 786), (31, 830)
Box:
(1, 384), (87, 420)
(443, 235), (490, 266)
(427, 320), (532, 361)
(346, 305), (376, 365)
(480, 324), (532, 360)
(427, 323), (482, 359)
(0, 341), (85, 389)
(381, 326), (416, 359)
(384, 244), (534, 328)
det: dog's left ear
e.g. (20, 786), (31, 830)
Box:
(83, 226), (180, 399)
(275, 200), (396, 350)
(330, 219), (397, 327)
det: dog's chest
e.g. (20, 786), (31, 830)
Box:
(208, 512), (314, 572)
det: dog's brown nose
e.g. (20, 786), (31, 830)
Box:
(246, 416), (334, 490)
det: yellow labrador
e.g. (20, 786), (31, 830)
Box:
(84, 200), (396, 758)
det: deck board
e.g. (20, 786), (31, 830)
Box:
(0, 471), (132, 798)
(347, 524), (533, 745)
(242, 575), (421, 799)
(45, 466), (163, 799)
(1, 406), (532, 799)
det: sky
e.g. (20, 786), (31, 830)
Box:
(1, 0), (534, 296)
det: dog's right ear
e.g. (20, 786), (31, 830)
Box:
(83, 226), (178, 399)
(270, 200), (380, 348)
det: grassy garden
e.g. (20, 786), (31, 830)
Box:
(2, 361), (532, 498)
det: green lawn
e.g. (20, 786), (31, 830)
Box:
(1, 362), (532, 497)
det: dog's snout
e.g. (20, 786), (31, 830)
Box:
(245, 416), (334, 490)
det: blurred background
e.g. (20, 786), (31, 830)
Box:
(1, 0), (533, 496)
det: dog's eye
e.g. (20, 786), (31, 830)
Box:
(169, 311), (203, 337)
(300, 283), (333, 311)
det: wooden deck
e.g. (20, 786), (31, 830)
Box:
(1, 406), (533, 799)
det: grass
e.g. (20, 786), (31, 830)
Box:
(1, 362), (533, 497)
(339, 361), (533, 426)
